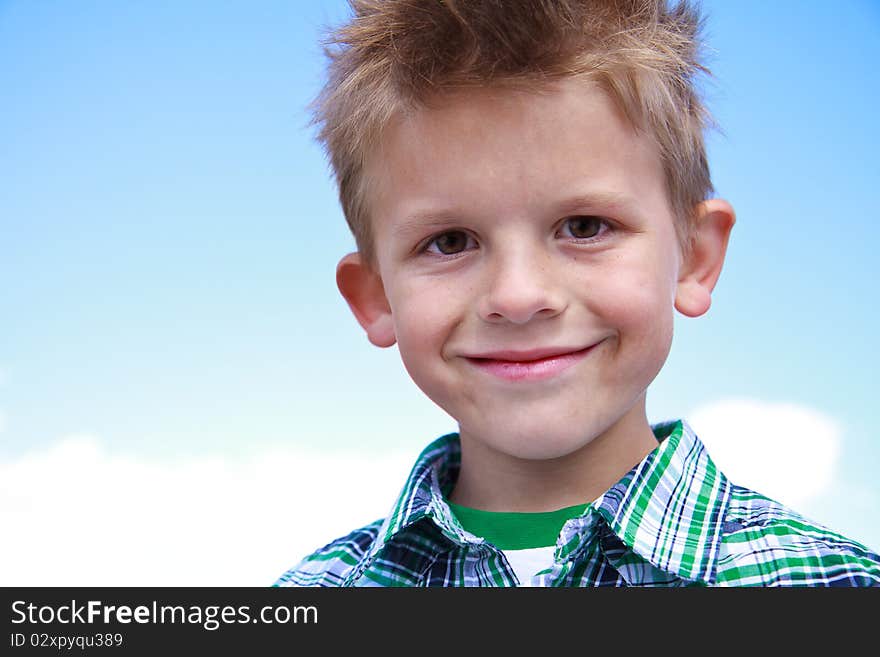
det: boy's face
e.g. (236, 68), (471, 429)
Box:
(341, 79), (730, 463)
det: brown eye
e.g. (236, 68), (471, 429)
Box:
(565, 216), (603, 239)
(429, 231), (470, 255)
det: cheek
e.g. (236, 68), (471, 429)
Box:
(388, 279), (461, 370)
(586, 260), (676, 360)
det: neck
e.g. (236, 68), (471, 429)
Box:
(448, 399), (659, 512)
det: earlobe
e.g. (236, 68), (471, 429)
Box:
(674, 199), (736, 318)
(336, 252), (397, 347)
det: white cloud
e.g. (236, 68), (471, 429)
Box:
(687, 399), (841, 508)
(0, 435), (416, 586)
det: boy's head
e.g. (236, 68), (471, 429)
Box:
(316, 0), (718, 272)
(321, 1), (735, 467)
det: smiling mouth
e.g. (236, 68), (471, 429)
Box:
(464, 344), (597, 382)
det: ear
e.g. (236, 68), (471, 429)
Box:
(336, 252), (397, 347)
(675, 199), (736, 318)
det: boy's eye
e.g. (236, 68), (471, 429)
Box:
(426, 230), (473, 255)
(422, 216), (609, 257)
(562, 215), (605, 239)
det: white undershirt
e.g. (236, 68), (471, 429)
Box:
(502, 546), (556, 587)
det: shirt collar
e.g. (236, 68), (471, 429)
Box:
(567, 420), (732, 585)
(364, 432), (470, 559)
(353, 419), (731, 585)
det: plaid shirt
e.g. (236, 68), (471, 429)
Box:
(274, 419), (880, 587)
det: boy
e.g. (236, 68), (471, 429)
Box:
(275, 0), (880, 586)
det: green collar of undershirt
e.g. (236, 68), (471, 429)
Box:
(445, 500), (589, 550)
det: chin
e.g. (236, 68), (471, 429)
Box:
(486, 428), (598, 462)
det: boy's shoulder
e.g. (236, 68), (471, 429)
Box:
(715, 483), (880, 586)
(273, 518), (385, 588)
(272, 431), (463, 588)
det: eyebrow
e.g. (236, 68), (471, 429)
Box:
(391, 191), (634, 239)
(554, 191), (633, 216)
(391, 212), (463, 239)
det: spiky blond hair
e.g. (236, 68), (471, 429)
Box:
(312, 0), (714, 270)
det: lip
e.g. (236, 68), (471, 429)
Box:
(464, 344), (598, 382)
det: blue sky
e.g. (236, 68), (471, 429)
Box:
(1, 1), (878, 584)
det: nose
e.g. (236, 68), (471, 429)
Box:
(477, 242), (567, 325)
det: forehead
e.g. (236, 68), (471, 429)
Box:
(366, 78), (669, 242)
